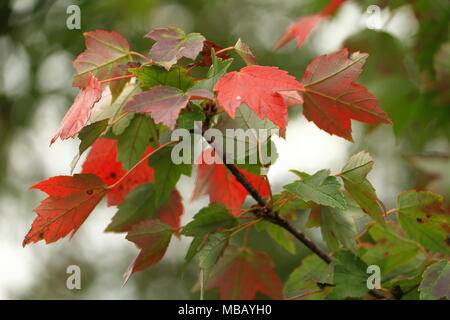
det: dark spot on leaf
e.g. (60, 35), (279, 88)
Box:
(38, 232), (44, 239)
(110, 172), (117, 179)
(317, 282), (335, 289)
(86, 189), (94, 195)
(416, 218), (423, 223)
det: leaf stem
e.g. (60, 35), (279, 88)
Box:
(221, 159), (332, 264)
(108, 112), (130, 127)
(106, 140), (178, 190)
(99, 74), (135, 84)
(215, 46), (235, 55)
(263, 175), (273, 203)
(203, 133), (332, 264)
(128, 51), (153, 63)
(385, 208), (399, 216)
(285, 290), (322, 300)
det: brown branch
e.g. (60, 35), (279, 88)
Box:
(225, 161), (391, 299)
(203, 128), (389, 298)
(222, 159), (332, 264)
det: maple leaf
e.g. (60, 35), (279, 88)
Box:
(145, 27), (206, 70)
(275, 0), (346, 49)
(105, 183), (183, 233)
(72, 30), (130, 88)
(275, 14), (325, 50)
(419, 260), (450, 300)
(124, 219), (173, 283)
(117, 114), (158, 170)
(300, 48), (391, 141)
(284, 169), (346, 209)
(191, 54), (233, 92)
(51, 73), (102, 144)
(397, 191), (450, 255)
(81, 138), (154, 206)
(214, 65), (304, 128)
(340, 151), (386, 225)
(208, 246), (284, 300)
(191, 150), (270, 215)
(148, 145), (192, 208)
(285, 254), (331, 299)
(234, 38), (257, 66)
(182, 203), (237, 237)
(214, 104), (278, 165)
(124, 85), (214, 129)
(24, 174), (106, 246)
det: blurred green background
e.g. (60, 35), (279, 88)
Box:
(0, 0), (448, 299)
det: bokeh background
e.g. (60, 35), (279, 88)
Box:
(0, 0), (448, 299)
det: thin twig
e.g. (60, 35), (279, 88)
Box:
(222, 159), (332, 264)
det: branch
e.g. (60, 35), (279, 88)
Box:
(222, 158), (332, 264)
(224, 159), (387, 299)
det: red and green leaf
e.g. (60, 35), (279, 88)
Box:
(81, 138), (154, 206)
(300, 48), (391, 141)
(124, 219), (173, 283)
(397, 191), (450, 255)
(145, 27), (206, 70)
(192, 150), (270, 215)
(124, 86), (214, 129)
(72, 30), (130, 88)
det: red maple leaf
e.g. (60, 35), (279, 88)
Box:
(214, 65), (304, 128)
(300, 48), (391, 140)
(124, 86), (214, 129)
(24, 174), (106, 246)
(51, 73), (102, 144)
(72, 30), (130, 88)
(81, 138), (154, 206)
(82, 138), (184, 231)
(192, 150), (270, 216)
(208, 246), (284, 300)
(275, 0), (347, 49)
(124, 219), (173, 283)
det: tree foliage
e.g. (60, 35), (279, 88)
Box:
(23, 0), (449, 300)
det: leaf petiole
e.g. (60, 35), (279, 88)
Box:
(215, 46), (235, 55)
(128, 51), (153, 63)
(99, 74), (136, 84)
